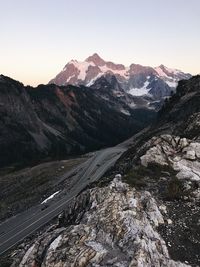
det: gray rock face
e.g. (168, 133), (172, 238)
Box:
(141, 135), (200, 183)
(11, 176), (189, 267)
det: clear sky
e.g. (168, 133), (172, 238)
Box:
(1, 0), (200, 86)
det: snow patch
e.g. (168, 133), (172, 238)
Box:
(154, 65), (182, 78)
(129, 87), (150, 96)
(67, 60), (95, 81)
(154, 66), (168, 77)
(128, 102), (136, 108)
(41, 191), (60, 204)
(163, 65), (181, 75)
(100, 65), (129, 79)
(165, 80), (178, 88)
(66, 74), (76, 83)
(86, 73), (103, 87)
(120, 109), (131, 116)
(129, 80), (150, 96)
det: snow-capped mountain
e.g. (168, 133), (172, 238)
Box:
(49, 53), (191, 99)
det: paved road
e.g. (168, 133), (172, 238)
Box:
(0, 146), (125, 255)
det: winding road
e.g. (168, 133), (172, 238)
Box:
(0, 146), (126, 255)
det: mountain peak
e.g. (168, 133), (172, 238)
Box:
(49, 55), (191, 91)
(159, 64), (166, 69)
(85, 53), (105, 66)
(69, 59), (78, 64)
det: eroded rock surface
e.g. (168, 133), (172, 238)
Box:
(141, 135), (200, 184)
(137, 135), (200, 265)
(11, 176), (189, 267)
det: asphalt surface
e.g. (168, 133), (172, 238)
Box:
(0, 146), (125, 255)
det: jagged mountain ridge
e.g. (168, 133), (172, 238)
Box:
(49, 53), (191, 100)
(0, 74), (156, 168)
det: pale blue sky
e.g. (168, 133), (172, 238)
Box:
(0, 0), (199, 86)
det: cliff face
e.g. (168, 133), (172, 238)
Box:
(0, 75), (155, 168)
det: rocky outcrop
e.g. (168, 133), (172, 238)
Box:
(113, 133), (200, 266)
(11, 176), (189, 267)
(108, 76), (200, 266)
(138, 135), (200, 265)
(140, 135), (200, 199)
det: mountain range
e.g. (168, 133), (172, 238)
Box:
(0, 54), (192, 169)
(0, 54), (193, 169)
(0, 75), (155, 168)
(49, 53), (191, 100)
(0, 49), (199, 266)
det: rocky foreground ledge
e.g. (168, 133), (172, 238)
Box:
(11, 177), (188, 267)
(10, 134), (200, 266)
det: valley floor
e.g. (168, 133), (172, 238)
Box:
(0, 156), (88, 223)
